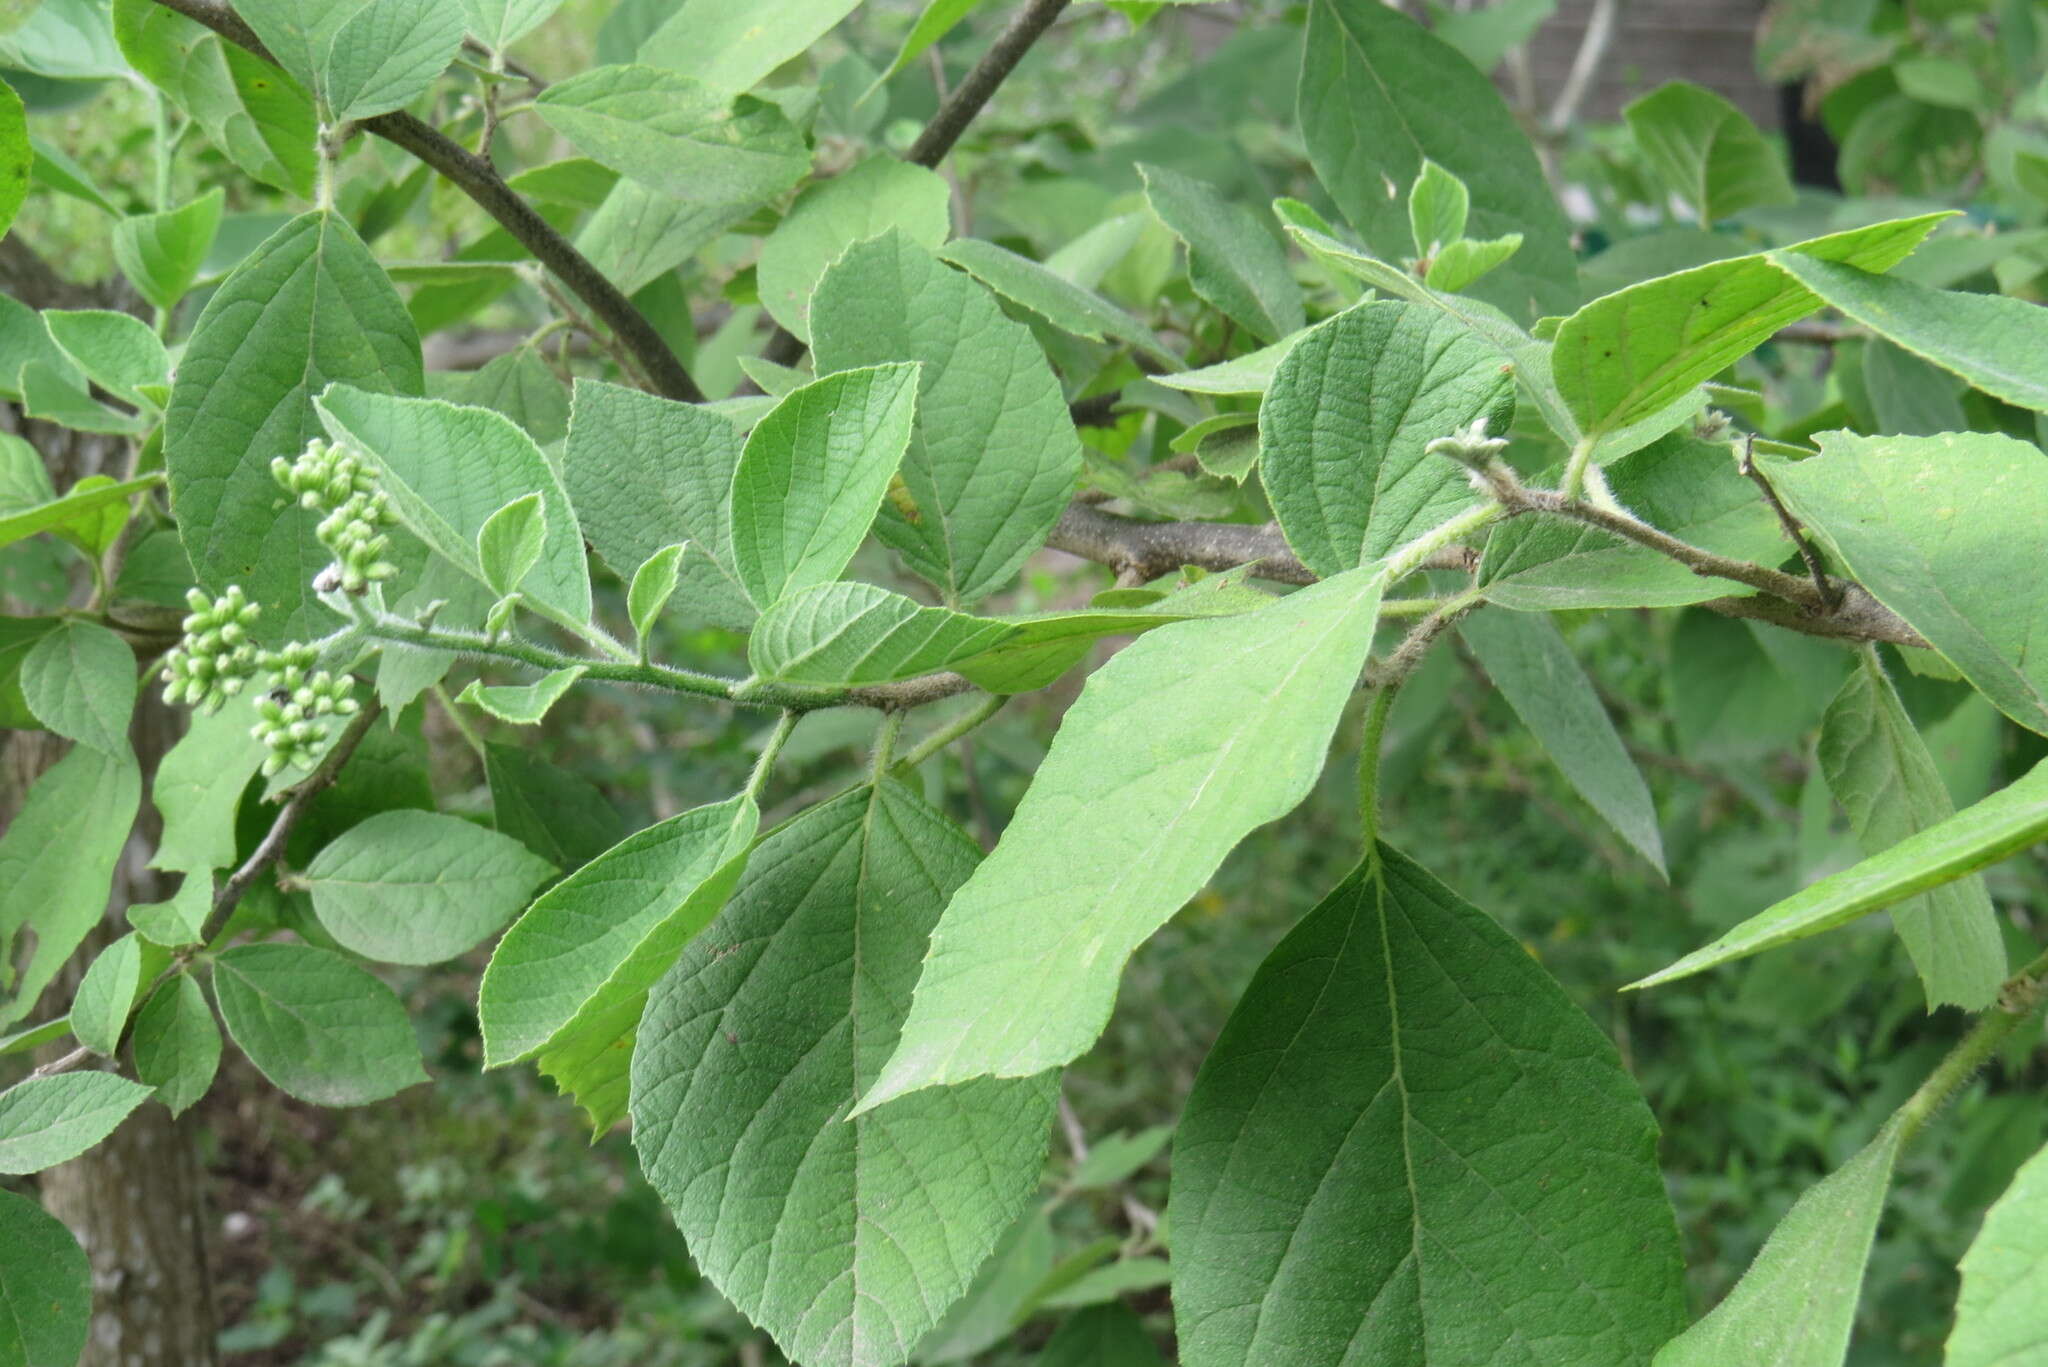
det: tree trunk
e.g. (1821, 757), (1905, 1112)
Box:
(3, 236), (223, 1360)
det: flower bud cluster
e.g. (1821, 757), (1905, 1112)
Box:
(160, 586), (262, 713)
(1425, 418), (1520, 503)
(250, 641), (359, 776)
(272, 438), (399, 592)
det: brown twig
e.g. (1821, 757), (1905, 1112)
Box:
(907, 0), (1073, 168)
(146, 0), (705, 404)
(752, 0), (1076, 376)
(1737, 434), (1839, 609)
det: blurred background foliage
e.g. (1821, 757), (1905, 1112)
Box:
(6, 0), (2048, 1362)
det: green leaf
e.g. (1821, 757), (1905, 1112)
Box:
(748, 581), (1016, 687)
(321, 0), (466, 121)
(0, 77), (25, 243)
(443, 343), (569, 445)
(1424, 233), (1523, 294)
(0, 473), (157, 554)
(47, 476), (134, 559)
(535, 65), (809, 205)
(1461, 609), (1666, 873)
(316, 386), (590, 627)
(0, 1186), (91, 1367)
(564, 378), (753, 625)
(1040, 1258), (1171, 1311)
(477, 490), (546, 598)
(458, 666), (586, 725)
(70, 932), (154, 1056)
(111, 188), (224, 312)
(1407, 159), (1469, 254)
(1624, 81), (1796, 223)
(480, 795), (757, 1130)
(1069, 1124), (1173, 1189)
(916, 1208), (1056, 1362)
(1653, 1125), (1903, 1367)
(484, 742), (625, 873)
(1140, 162), (1304, 344)
(1479, 430), (1789, 610)
(1040, 1305), (1167, 1367)
(1948, 1137), (2048, 1367)
(1768, 254), (2048, 414)
(20, 360), (147, 435)
(232, 0), (355, 94)
(303, 810), (555, 965)
(728, 363), (921, 608)
(1550, 213), (1947, 440)
(876, 0), (987, 83)
(0, 746), (140, 1026)
(1300, 0), (1575, 320)
(0, 1073), (155, 1174)
(1150, 330), (1308, 396)
(457, 0), (564, 46)
(952, 573), (1275, 694)
(1818, 652), (2005, 1010)
(166, 211), (422, 641)
(1763, 430), (2048, 735)
(112, 0), (318, 197)
(938, 237), (1179, 366)
(130, 974), (222, 1118)
(631, 783), (1057, 1366)
(1261, 300), (1512, 577)
(212, 942), (428, 1106)
(637, 0), (861, 96)
(756, 156), (951, 343)
(575, 179), (754, 295)
(129, 874), (211, 950)
(1635, 758), (2048, 990)
(858, 566), (1385, 1112)
(627, 542), (686, 644)
(1423, 0), (1556, 72)
(1172, 846), (1685, 1365)
(812, 231), (1084, 605)
(151, 701), (270, 875)
(20, 618), (135, 755)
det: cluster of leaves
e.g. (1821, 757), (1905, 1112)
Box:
(5, 1), (2048, 1365)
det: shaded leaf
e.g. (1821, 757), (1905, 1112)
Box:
(212, 942), (427, 1106)
(1172, 846), (1685, 1365)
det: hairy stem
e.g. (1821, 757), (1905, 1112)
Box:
(1897, 946), (2048, 1143)
(897, 693), (1007, 771)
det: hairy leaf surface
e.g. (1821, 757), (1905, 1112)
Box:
(1819, 653), (2005, 1009)
(1461, 609), (1665, 872)
(728, 364), (921, 608)
(1141, 162), (1304, 343)
(0, 1186), (90, 1366)
(317, 386), (592, 626)
(632, 783), (1057, 1367)
(812, 231), (1083, 605)
(165, 212), (422, 641)
(480, 796), (758, 1129)
(304, 811), (555, 966)
(1764, 430), (2048, 735)
(1261, 300), (1511, 576)
(1653, 1125), (1903, 1367)
(213, 943), (427, 1107)
(0, 1073), (154, 1174)
(1948, 1137), (2048, 1367)
(748, 581), (1016, 687)
(1299, 0), (1575, 319)
(1637, 757), (2048, 989)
